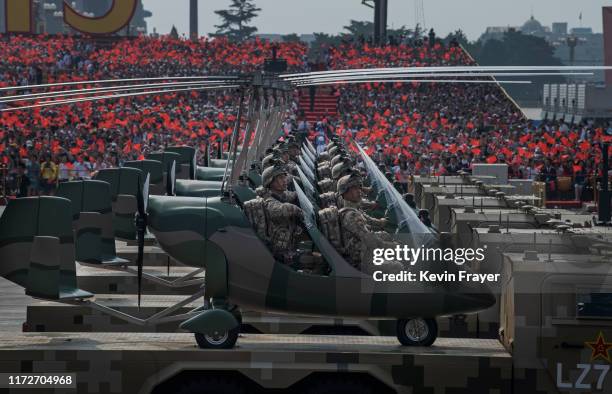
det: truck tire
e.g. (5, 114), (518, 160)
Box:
(396, 318), (438, 346)
(194, 327), (239, 349)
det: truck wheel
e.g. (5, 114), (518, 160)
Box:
(194, 327), (239, 349)
(396, 318), (437, 346)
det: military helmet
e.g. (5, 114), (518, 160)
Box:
(285, 136), (299, 149)
(332, 161), (352, 180)
(262, 150), (283, 169)
(337, 173), (362, 195)
(262, 164), (288, 188)
(330, 153), (350, 168)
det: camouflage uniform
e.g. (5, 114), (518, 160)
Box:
(285, 159), (299, 176)
(317, 178), (335, 193)
(264, 191), (304, 264)
(338, 204), (396, 273)
(259, 165), (304, 265)
(317, 163), (332, 179)
(318, 191), (377, 215)
(336, 175), (398, 273)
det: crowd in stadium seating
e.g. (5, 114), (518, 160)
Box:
(326, 40), (611, 200)
(0, 34), (609, 201)
(0, 35), (308, 196)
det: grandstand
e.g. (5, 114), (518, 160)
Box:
(0, 31), (609, 206)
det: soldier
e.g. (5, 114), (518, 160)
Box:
(282, 140), (300, 176)
(258, 159), (297, 203)
(261, 164), (304, 266)
(336, 174), (397, 273)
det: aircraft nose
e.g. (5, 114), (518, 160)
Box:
(468, 291), (496, 310)
(444, 287), (496, 314)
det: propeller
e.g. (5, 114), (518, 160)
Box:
(166, 160), (176, 196)
(135, 173), (150, 308)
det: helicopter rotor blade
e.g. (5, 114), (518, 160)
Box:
(0, 75), (240, 92)
(0, 84), (240, 112)
(0, 79), (241, 104)
(294, 79), (532, 87)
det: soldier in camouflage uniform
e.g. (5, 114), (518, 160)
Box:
(336, 174), (398, 273)
(318, 158), (352, 193)
(257, 160), (298, 203)
(319, 165), (379, 216)
(261, 164), (305, 266)
(282, 140), (300, 177)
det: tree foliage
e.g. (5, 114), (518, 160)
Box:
(472, 30), (561, 67)
(470, 31), (564, 104)
(343, 20), (374, 37)
(282, 33), (301, 43)
(212, 0), (261, 42)
(444, 29), (469, 47)
(343, 20), (415, 41)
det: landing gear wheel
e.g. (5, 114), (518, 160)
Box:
(396, 318), (438, 346)
(194, 327), (239, 349)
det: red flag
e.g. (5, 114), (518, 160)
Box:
(519, 134), (531, 145)
(580, 140), (590, 151)
(430, 142), (444, 151)
(560, 137), (570, 147)
(542, 132), (555, 145)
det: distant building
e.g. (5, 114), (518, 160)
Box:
(552, 22), (568, 35)
(480, 15), (604, 82)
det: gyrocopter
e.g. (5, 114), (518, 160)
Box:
(0, 64), (609, 348)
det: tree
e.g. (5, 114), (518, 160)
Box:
(472, 31), (564, 104)
(444, 29), (469, 47)
(169, 25), (179, 39)
(343, 20), (374, 38)
(211, 0), (261, 42)
(342, 20), (413, 43)
(282, 33), (301, 43)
